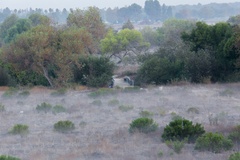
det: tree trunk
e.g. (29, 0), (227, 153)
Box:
(38, 63), (54, 88)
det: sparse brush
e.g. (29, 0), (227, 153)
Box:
(165, 139), (186, 154)
(9, 124), (29, 136)
(88, 88), (117, 98)
(229, 152), (240, 160)
(91, 100), (102, 106)
(139, 110), (154, 117)
(54, 120), (75, 133)
(219, 89), (234, 96)
(119, 105), (134, 112)
(79, 121), (87, 128)
(2, 87), (18, 98)
(36, 102), (52, 113)
(18, 90), (30, 97)
(51, 88), (67, 96)
(108, 99), (120, 106)
(52, 105), (66, 114)
(122, 86), (142, 93)
(0, 103), (5, 112)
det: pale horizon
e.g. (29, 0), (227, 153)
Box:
(0, 0), (239, 10)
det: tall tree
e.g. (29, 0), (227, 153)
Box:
(144, 0), (161, 21)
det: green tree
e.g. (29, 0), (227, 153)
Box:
(144, 0), (161, 21)
(28, 13), (51, 26)
(101, 29), (149, 63)
(0, 14), (18, 41)
(122, 20), (134, 30)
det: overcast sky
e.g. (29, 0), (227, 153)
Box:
(0, 0), (239, 10)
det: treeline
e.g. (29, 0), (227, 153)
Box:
(1, 1), (240, 25)
(0, 7), (240, 88)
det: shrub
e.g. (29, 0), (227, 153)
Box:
(139, 110), (154, 117)
(108, 99), (120, 106)
(9, 124), (29, 136)
(119, 105), (134, 112)
(229, 152), (240, 160)
(187, 107), (200, 114)
(129, 117), (158, 133)
(36, 102), (52, 113)
(0, 67), (9, 86)
(0, 103), (5, 112)
(0, 155), (20, 160)
(162, 119), (205, 143)
(52, 105), (66, 114)
(73, 56), (114, 87)
(18, 90), (30, 97)
(195, 132), (233, 153)
(228, 125), (240, 146)
(54, 120), (75, 133)
(50, 88), (67, 96)
(2, 88), (18, 98)
(91, 100), (102, 106)
(165, 139), (186, 154)
(88, 88), (117, 98)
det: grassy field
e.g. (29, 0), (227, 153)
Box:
(0, 83), (240, 160)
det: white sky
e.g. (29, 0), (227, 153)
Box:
(0, 0), (239, 10)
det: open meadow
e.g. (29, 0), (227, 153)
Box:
(0, 83), (240, 160)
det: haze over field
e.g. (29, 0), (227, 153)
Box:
(0, 0), (239, 9)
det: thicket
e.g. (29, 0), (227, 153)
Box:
(195, 132), (233, 153)
(162, 119), (205, 143)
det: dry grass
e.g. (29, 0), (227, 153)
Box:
(0, 83), (239, 159)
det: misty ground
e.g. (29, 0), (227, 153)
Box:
(0, 82), (240, 160)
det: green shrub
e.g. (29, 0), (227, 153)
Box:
(52, 105), (66, 114)
(171, 115), (184, 121)
(0, 67), (9, 86)
(119, 105), (134, 112)
(229, 152), (240, 160)
(129, 117), (158, 133)
(2, 88), (18, 98)
(18, 90), (30, 97)
(36, 102), (52, 113)
(187, 107), (200, 114)
(162, 119), (205, 143)
(122, 87), (141, 93)
(73, 56), (114, 87)
(228, 125), (240, 146)
(195, 132), (233, 153)
(108, 99), (120, 106)
(54, 120), (75, 133)
(51, 88), (67, 96)
(9, 124), (29, 136)
(88, 88), (117, 98)
(0, 155), (21, 160)
(0, 103), (5, 112)
(139, 110), (154, 117)
(165, 139), (186, 154)
(91, 100), (102, 106)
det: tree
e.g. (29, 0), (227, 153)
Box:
(28, 13), (51, 26)
(122, 20), (134, 30)
(100, 29), (150, 63)
(1, 25), (78, 87)
(144, 0), (161, 21)
(0, 14), (18, 41)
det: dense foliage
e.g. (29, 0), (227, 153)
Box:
(162, 119), (205, 143)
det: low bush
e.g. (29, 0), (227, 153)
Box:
(52, 105), (66, 114)
(129, 117), (158, 133)
(91, 100), (102, 106)
(0, 103), (5, 112)
(139, 110), (154, 117)
(88, 88), (117, 98)
(18, 90), (30, 97)
(195, 132), (233, 153)
(0, 155), (21, 160)
(187, 107), (200, 114)
(9, 124), (29, 136)
(2, 88), (18, 98)
(119, 105), (134, 112)
(108, 99), (120, 106)
(229, 152), (240, 160)
(36, 102), (52, 113)
(165, 139), (186, 154)
(162, 119), (205, 143)
(50, 88), (67, 96)
(54, 120), (75, 133)
(228, 125), (240, 146)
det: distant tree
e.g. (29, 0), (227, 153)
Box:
(0, 14), (18, 41)
(28, 13), (51, 26)
(140, 27), (159, 47)
(122, 20), (134, 30)
(228, 15), (240, 26)
(101, 29), (150, 63)
(144, 0), (161, 21)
